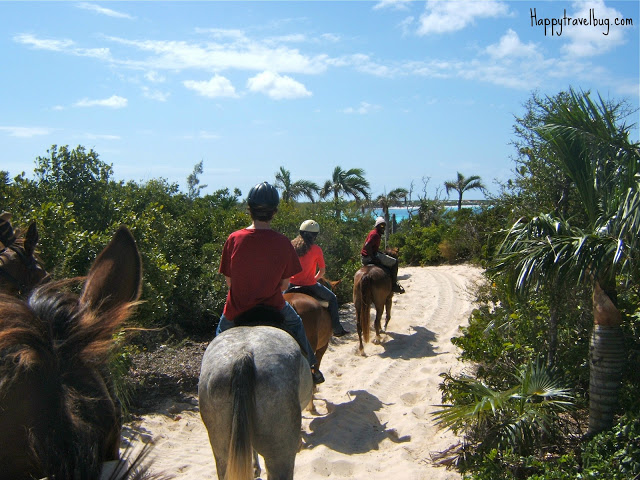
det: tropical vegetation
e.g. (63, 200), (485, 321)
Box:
(1, 86), (638, 480)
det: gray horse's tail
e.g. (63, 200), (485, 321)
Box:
(358, 274), (372, 344)
(227, 351), (256, 480)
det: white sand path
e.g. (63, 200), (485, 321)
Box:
(124, 264), (484, 479)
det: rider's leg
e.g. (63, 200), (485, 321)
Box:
(280, 302), (324, 383)
(215, 314), (234, 336)
(309, 283), (349, 336)
(375, 253), (405, 294)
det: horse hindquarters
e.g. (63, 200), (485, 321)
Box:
(199, 350), (256, 480)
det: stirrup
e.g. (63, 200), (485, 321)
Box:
(392, 283), (405, 294)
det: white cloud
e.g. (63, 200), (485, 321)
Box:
(485, 29), (541, 59)
(183, 75), (238, 98)
(562, 0), (627, 57)
(418, 0), (510, 35)
(106, 36), (330, 75)
(74, 95), (128, 108)
(373, 0), (412, 11)
(14, 33), (74, 51)
(320, 33), (341, 43)
(145, 71), (165, 83)
(76, 2), (134, 20)
(14, 33), (112, 60)
(247, 71), (312, 100)
(142, 87), (170, 102)
(342, 101), (381, 115)
(0, 126), (54, 137)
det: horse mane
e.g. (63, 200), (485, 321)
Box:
(0, 278), (137, 478)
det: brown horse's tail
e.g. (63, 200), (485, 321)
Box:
(359, 274), (372, 344)
(227, 351), (256, 480)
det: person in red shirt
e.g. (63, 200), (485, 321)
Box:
(216, 182), (324, 384)
(361, 216), (405, 294)
(288, 220), (349, 337)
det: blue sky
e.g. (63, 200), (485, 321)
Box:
(1, 1), (638, 201)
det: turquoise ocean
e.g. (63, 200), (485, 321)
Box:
(370, 205), (483, 222)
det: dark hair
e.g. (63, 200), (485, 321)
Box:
(249, 205), (277, 222)
(291, 231), (316, 257)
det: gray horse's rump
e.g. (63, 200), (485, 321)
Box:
(198, 326), (312, 479)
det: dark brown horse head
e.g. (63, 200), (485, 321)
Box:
(0, 226), (142, 479)
(0, 219), (50, 297)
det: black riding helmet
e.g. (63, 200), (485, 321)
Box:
(247, 182), (279, 208)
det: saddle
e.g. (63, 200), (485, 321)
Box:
(285, 285), (330, 308)
(233, 305), (285, 328)
(232, 305), (310, 362)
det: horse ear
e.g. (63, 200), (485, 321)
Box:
(24, 222), (39, 257)
(80, 226), (142, 313)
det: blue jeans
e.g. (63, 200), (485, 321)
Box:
(290, 282), (343, 333)
(216, 302), (318, 368)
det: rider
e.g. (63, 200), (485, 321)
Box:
(361, 216), (405, 294)
(288, 220), (350, 337)
(216, 182), (325, 384)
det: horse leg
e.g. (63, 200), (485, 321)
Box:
(354, 300), (365, 355)
(383, 295), (393, 332)
(372, 302), (384, 344)
(263, 454), (296, 480)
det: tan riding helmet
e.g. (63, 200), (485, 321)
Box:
(300, 219), (320, 233)
(374, 216), (386, 227)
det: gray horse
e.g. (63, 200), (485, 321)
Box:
(199, 324), (313, 480)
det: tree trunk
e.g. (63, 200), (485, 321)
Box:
(588, 281), (625, 435)
(384, 208), (390, 247)
(547, 302), (558, 368)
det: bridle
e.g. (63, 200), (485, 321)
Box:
(0, 244), (50, 296)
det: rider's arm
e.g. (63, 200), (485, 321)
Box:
(314, 266), (326, 283)
(225, 276), (231, 287)
(280, 277), (291, 291)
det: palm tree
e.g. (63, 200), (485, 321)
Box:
(274, 166), (319, 203)
(444, 172), (485, 210)
(320, 166), (370, 217)
(432, 357), (573, 458)
(492, 89), (640, 435)
(375, 187), (409, 244)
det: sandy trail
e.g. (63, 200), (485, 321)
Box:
(124, 264), (484, 479)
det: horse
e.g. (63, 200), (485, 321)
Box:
(283, 277), (341, 375)
(0, 213), (50, 297)
(0, 226), (142, 479)
(199, 308), (313, 480)
(353, 248), (398, 354)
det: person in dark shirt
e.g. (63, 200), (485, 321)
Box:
(361, 217), (404, 294)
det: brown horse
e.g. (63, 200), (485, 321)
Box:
(0, 226), (142, 479)
(0, 214), (50, 297)
(353, 249), (398, 354)
(284, 278), (341, 375)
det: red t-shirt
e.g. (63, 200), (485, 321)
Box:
(361, 229), (381, 256)
(220, 228), (301, 321)
(290, 244), (325, 286)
